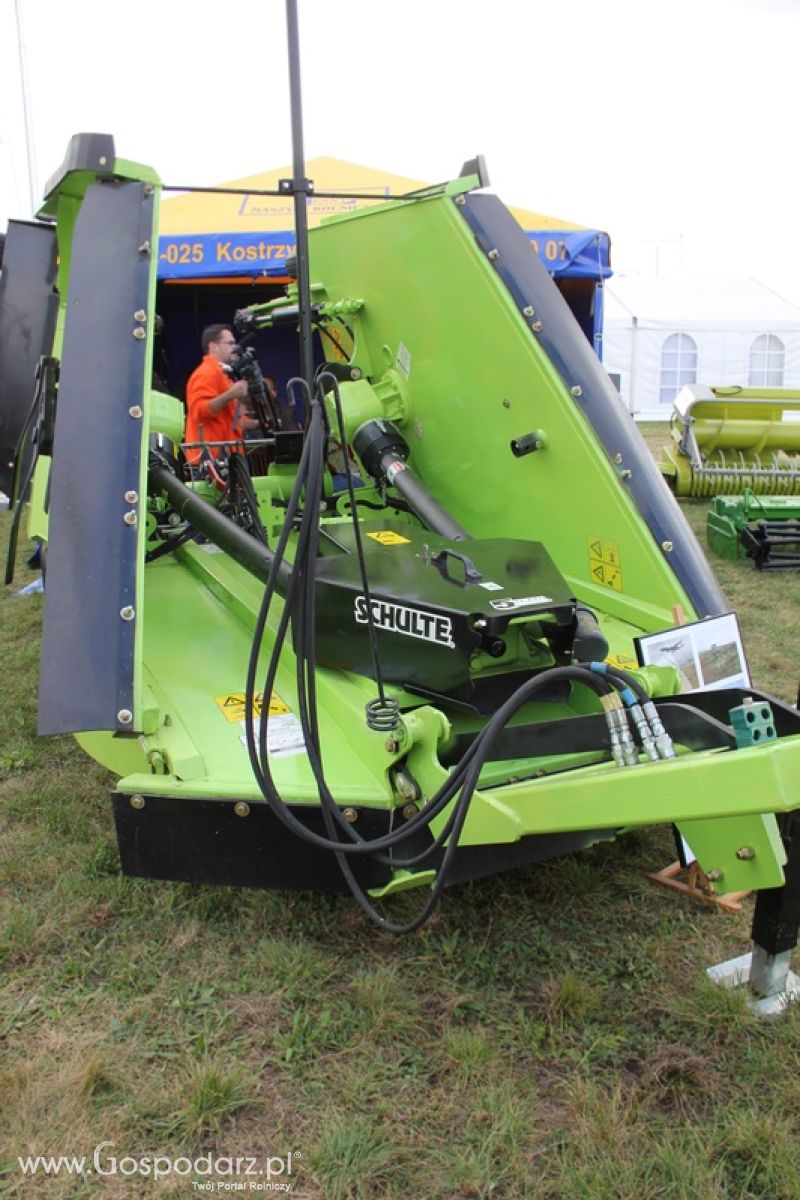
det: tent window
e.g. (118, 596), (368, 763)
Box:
(748, 334), (785, 387)
(660, 333), (698, 406)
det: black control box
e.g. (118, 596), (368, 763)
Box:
(314, 521), (575, 707)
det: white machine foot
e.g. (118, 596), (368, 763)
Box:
(707, 949), (800, 1017)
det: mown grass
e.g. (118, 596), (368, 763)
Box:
(3, 441), (800, 1199)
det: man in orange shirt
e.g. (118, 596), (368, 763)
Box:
(184, 325), (250, 465)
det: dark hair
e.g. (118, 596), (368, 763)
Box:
(201, 324), (232, 353)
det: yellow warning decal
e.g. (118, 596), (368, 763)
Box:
(367, 530), (411, 546)
(588, 536), (623, 591)
(214, 691), (291, 723)
(606, 651), (639, 669)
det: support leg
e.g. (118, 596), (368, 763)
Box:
(708, 813), (800, 1016)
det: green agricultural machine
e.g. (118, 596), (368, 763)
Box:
(659, 384), (800, 497)
(660, 386), (800, 571)
(3, 7), (800, 1009)
(708, 491), (800, 569)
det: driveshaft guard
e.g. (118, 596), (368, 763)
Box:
(314, 525), (575, 703)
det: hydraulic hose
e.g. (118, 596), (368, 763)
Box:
(587, 660), (649, 705)
(242, 378), (617, 935)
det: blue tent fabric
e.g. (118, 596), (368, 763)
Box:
(531, 229), (611, 279)
(158, 231), (293, 280)
(156, 226), (611, 283)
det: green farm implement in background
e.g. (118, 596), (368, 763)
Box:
(708, 491), (800, 569)
(659, 384), (800, 497)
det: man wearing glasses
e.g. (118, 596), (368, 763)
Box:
(184, 324), (250, 466)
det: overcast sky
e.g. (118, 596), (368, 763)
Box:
(2, 0), (798, 300)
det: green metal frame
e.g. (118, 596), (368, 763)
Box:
(22, 149), (800, 905)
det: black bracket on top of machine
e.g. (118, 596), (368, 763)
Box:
(430, 547), (483, 586)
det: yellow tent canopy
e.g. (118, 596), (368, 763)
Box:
(158, 156), (608, 283)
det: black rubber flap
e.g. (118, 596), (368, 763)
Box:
(458, 193), (727, 618)
(0, 220), (58, 494)
(112, 794), (393, 893)
(39, 180), (154, 735)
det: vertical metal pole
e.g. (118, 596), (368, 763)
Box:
(285, 0), (314, 390)
(629, 314), (638, 416)
(14, 0), (38, 214)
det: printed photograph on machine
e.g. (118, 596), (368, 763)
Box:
(635, 612), (750, 693)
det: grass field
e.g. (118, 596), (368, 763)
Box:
(3, 429), (800, 1199)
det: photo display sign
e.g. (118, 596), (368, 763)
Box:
(634, 612), (750, 693)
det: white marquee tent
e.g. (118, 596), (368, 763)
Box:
(602, 277), (800, 420)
